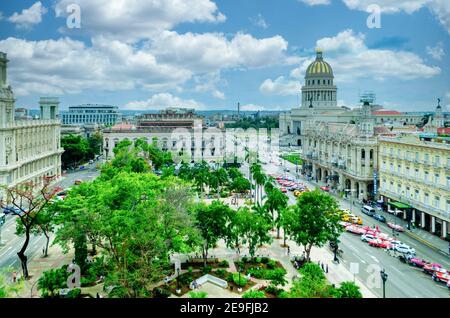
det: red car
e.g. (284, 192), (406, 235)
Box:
(345, 225), (366, 235)
(407, 258), (428, 268)
(320, 186), (330, 192)
(368, 239), (390, 249)
(423, 263), (443, 275)
(280, 188), (287, 193)
(432, 269), (450, 283)
(387, 222), (404, 232)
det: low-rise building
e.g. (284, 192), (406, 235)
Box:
(61, 104), (121, 126)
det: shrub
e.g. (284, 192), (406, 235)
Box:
(178, 274), (191, 286)
(267, 268), (287, 286)
(299, 263), (326, 281)
(152, 287), (172, 298)
(232, 273), (248, 287)
(254, 257), (262, 264)
(265, 284), (282, 296)
(242, 256), (249, 263)
(220, 191), (230, 198)
(189, 291), (208, 298)
(219, 260), (229, 268)
(215, 269), (227, 277)
(242, 290), (265, 298)
(261, 257), (269, 264)
(66, 288), (81, 298)
(187, 266), (193, 276)
(336, 282), (362, 298)
(267, 260), (277, 269)
(202, 265), (213, 274)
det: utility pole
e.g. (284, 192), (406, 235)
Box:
(380, 269), (388, 298)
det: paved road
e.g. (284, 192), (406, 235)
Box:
(0, 164), (100, 273)
(262, 159), (450, 298)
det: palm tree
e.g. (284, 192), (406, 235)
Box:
(264, 188), (289, 238)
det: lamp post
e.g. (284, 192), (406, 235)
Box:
(380, 269), (388, 298)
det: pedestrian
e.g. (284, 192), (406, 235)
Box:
(287, 246), (290, 256)
(42, 247), (45, 256)
(321, 263), (324, 271)
(12, 272), (17, 283)
(326, 264), (328, 273)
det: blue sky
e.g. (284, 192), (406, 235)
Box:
(0, 0), (449, 112)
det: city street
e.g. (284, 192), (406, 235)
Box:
(261, 157), (450, 298)
(0, 163), (100, 274)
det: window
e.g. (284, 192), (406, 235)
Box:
(424, 171), (429, 182)
(424, 193), (429, 205)
(406, 166), (410, 176)
(434, 173), (440, 183)
(415, 169), (419, 179)
(447, 200), (450, 213)
(434, 196), (440, 209)
(414, 189), (419, 200)
(397, 165), (401, 173)
(447, 176), (450, 188)
(390, 163), (394, 172)
(435, 155), (440, 165)
(424, 153), (429, 163)
(447, 157), (450, 168)
(415, 152), (419, 161)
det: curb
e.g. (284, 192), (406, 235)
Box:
(404, 231), (449, 256)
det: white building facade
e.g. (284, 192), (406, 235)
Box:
(0, 53), (63, 200)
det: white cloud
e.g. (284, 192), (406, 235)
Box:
(340, 0), (450, 34)
(317, 30), (440, 81)
(150, 31), (292, 72)
(250, 14), (269, 29)
(55, 0), (226, 42)
(426, 42), (445, 60)
(298, 0), (331, 5)
(194, 72), (226, 99)
(261, 29), (440, 95)
(124, 93), (205, 110)
(0, 37), (191, 96)
(8, 1), (47, 29)
(260, 76), (301, 96)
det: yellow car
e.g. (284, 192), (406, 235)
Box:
(350, 216), (363, 225)
(294, 190), (302, 197)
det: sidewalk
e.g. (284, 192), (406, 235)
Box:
(280, 158), (450, 257)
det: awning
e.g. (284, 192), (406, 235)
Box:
(388, 201), (411, 209)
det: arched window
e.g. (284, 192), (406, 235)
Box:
(297, 127), (301, 135)
(287, 126), (291, 134)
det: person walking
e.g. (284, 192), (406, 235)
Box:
(326, 264), (328, 273)
(287, 246), (290, 256)
(12, 272), (17, 283)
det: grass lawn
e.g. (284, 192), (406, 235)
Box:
(281, 154), (303, 165)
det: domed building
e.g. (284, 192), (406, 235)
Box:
(302, 49), (337, 109)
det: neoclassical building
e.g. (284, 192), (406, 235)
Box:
(0, 52), (63, 200)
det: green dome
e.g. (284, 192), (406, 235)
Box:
(306, 49), (333, 77)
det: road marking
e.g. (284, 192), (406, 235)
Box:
(0, 246), (13, 258)
(390, 266), (404, 276)
(370, 256), (379, 263)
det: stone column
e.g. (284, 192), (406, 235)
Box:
(365, 147), (370, 177)
(359, 181), (366, 200)
(411, 209), (416, 223)
(421, 212), (425, 228)
(431, 216), (436, 233)
(350, 179), (357, 198)
(442, 221), (447, 239)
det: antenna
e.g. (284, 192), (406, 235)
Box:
(359, 91), (376, 105)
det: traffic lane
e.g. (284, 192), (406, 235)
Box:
(339, 199), (450, 269)
(339, 232), (449, 298)
(267, 162), (449, 298)
(273, 160), (450, 270)
(0, 233), (47, 270)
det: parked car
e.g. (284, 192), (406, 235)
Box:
(372, 214), (386, 223)
(361, 234), (378, 242)
(362, 205), (376, 217)
(394, 243), (416, 255)
(432, 269), (450, 284)
(387, 222), (404, 232)
(280, 188), (287, 193)
(423, 263), (443, 275)
(320, 186), (330, 192)
(387, 209), (403, 216)
(74, 179), (83, 185)
(407, 257), (428, 268)
(345, 225), (366, 235)
(368, 239), (390, 249)
(2, 206), (21, 215)
(387, 240), (402, 250)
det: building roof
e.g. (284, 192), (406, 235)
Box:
(372, 110), (402, 116)
(305, 51), (333, 77)
(111, 123), (134, 130)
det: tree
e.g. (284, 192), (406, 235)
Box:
(61, 134), (90, 169)
(1, 177), (58, 278)
(87, 132), (103, 160)
(53, 172), (200, 297)
(0, 267), (24, 298)
(264, 188), (288, 238)
(289, 190), (342, 262)
(37, 265), (70, 298)
(16, 206), (56, 257)
(336, 282), (362, 298)
(193, 201), (231, 268)
(189, 291), (208, 298)
(230, 176), (251, 194)
(288, 263), (335, 298)
(235, 207), (272, 259)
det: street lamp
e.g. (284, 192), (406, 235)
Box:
(380, 269), (388, 298)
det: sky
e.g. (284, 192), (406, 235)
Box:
(0, 0), (449, 112)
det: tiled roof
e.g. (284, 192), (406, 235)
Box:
(372, 110), (402, 115)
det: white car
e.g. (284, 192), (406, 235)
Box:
(361, 234), (377, 242)
(394, 244), (416, 255)
(387, 240), (402, 250)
